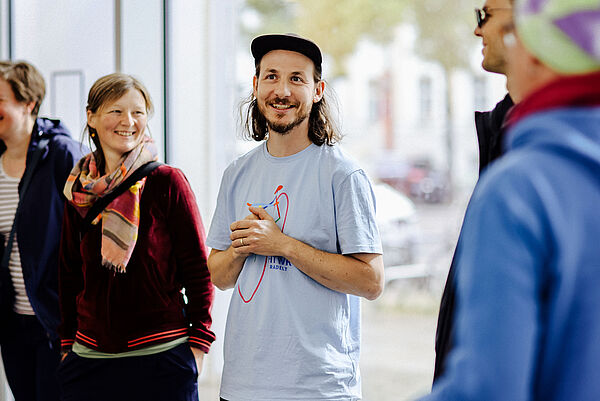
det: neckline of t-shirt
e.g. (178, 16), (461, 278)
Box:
(261, 142), (317, 163)
(0, 155), (21, 181)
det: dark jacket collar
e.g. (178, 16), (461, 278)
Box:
(0, 117), (72, 156)
(474, 94), (514, 173)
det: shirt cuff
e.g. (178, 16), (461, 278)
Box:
(188, 326), (216, 353)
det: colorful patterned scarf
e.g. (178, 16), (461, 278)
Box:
(64, 136), (158, 273)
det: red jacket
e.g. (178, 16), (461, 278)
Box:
(58, 165), (215, 354)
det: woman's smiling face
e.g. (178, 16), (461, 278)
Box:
(87, 88), (148, 163)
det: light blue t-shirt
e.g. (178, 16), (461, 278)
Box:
(207, 142), (382, 401)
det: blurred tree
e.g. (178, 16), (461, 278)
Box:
(410, 0), (479, 193)
(243, 0), (407, 77)
(411, 0), (476, 71)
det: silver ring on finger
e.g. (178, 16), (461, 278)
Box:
(240, 238), (244, 246)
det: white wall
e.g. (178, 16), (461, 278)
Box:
(168, 0), (239, 220)
(12, 0), (116, 138)
(121, 0), (165, 157)
(167, 0), (239, 384)
(0, 0), (10, 59)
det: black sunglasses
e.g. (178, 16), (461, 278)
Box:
(475, 7), (512, 28)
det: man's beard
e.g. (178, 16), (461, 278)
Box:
(258, 98), (311, 135)
(268, 114), (308, 134)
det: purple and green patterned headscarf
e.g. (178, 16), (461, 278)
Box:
(516, 0), (600, 73)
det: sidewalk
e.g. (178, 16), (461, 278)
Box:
(361, 284), (439, 400)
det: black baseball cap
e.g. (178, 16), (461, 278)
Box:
(251, 33), (322, 73)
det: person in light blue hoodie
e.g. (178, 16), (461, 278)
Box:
(422, 0), (600, 400)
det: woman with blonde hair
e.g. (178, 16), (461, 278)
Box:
(58, 73), (215, 401)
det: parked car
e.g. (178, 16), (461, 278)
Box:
(376, 158), (451, 204)
(373, 183), (420, 268)
(404, 161), (451, 203)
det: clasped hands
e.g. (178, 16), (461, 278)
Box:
(230, 206), (288, 257)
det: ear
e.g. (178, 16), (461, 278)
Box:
(313, 80), (325, 103)
(253, 75), (258, 98)
(86, 109), (96, 129)
(24, 101), (36, 115)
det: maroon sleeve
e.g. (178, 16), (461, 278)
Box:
(166, 168), (216, 352)
(57, 203), (84, 353)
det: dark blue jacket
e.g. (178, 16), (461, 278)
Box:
(1, 118), (85, 342)
(433, 94), (514, 382)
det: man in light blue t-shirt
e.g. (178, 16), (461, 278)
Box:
(206, 34), (384, 401)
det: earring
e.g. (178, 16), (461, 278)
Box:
(91, 132), (96, 138)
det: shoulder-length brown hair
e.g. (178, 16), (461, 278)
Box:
(0, 61), (46, 117)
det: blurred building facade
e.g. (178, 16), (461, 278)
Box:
(337, 24), (508, 200)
